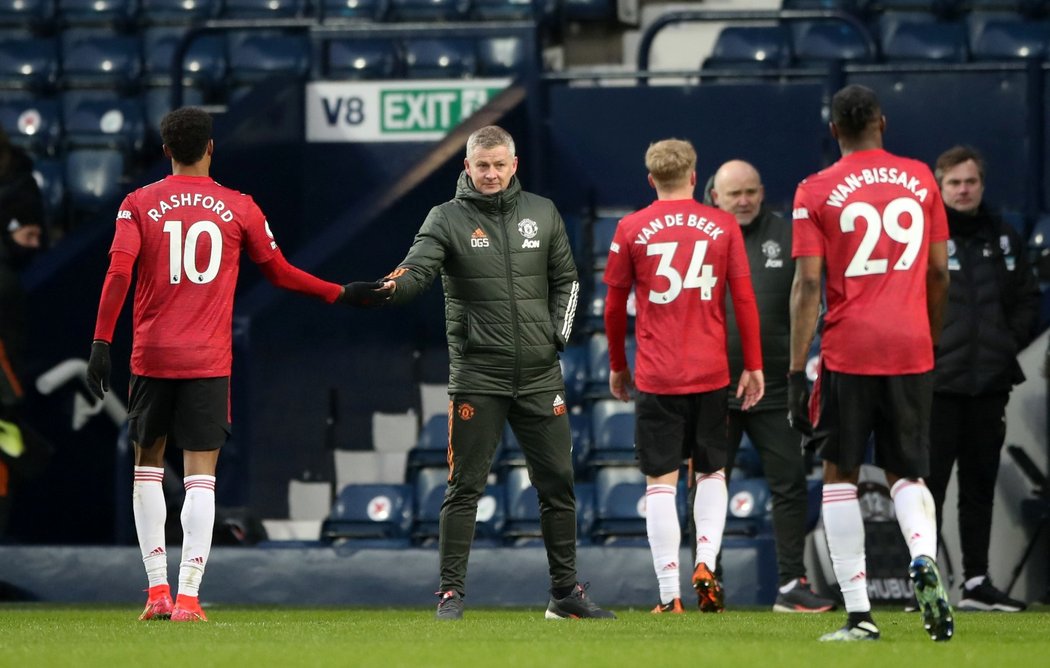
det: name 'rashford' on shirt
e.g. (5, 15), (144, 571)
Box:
(145, 191), (235, 223)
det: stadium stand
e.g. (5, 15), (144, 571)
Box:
(701, 25), (793, 73)
(220, 0), (308, 20)
(0, 36), (60, 93)
(56, 0), (138, 30)
(320, 482), (414, 544)
(402, 37), (479, 79)
(322, 37), (403, 79)
(63, 146), (125, 217)
(477, 35), (530, 76)
(725, 477), (773, 537)
(388, 0), (471, 21)
(0, 0), (56, 34)
(790, 20), (876, 65)
(879, 16), (969, 62)
(591, 465), (647, 542)
(60, 91), (147, 158)
(138, 0), (222, 25)
(404, 413), (451, 481)
(59, 29), (143, 91)
(0, 96), (62, 156)
(32, 156), (66, 229)
(969, 17), (1050, 60)
(318, 0), (389, 22)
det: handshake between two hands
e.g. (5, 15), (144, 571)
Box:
(339, 280), (396, 308)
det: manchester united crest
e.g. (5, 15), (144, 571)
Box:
(457, 402), (475, 421)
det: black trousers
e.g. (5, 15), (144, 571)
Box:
(440, 391), (577, 596)
(727, 407), (809, 586)
(926, 392), (1010, 581)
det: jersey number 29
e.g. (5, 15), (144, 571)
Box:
(840, 197), (925, 277)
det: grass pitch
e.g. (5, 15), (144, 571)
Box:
(1, 605), (1048, 668)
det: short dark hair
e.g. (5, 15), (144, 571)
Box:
(831, 85), (881, 140)
(935, 145), (985, 185)
(160, 107), (212, 165)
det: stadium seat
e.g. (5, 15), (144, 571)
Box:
(320, 482), (414, 543)
(0, 96), (62, 156)
(404, 413), (450, 481)
(732, 435), (764, 478)
(56, 0), (138, 29)
(138, 0), (221, 25)
(477, 36), (530, 77)
(874, 0), (963, 19)
(725, 476), (772, 536)
(0, 36), (59, 93)
(701, 25), (792, 72)
(472, 483), (506, 543)
(227, 30), (312, 88)
(402, 37), (478, 79)
(323, 38), (403, 80)
(412, 466), (447, 543)
(561, 0), (614, 22)
(587, 398), (634, 463)
(143, 85), (206, 143)
(143, 26), (229, 94)
(880, 18), (969, 62)
(591, 465), (647, 541)
(568, 410), (592, 474)
(970, 18), (1050, 60)
(64, 147), (125, 217)
(791, 21), (876, 67)
(472, 0), (536, 21)
(585, 333), (635, 399)
(60, 29), (143, 91)
(318, 0), (388, 21)
(32, 157), (66, 231)
(0, 0), (55, 34)
(779, 0), (864, 12)
(558, 343), (587, 406)
(60, 91), (146, 156)
(388, 0), (470, 21)
(221, 0), (306, 19)
(589, 215), (618, 267)
(575, 480), (595, 541)
(502, 465), (541, 541)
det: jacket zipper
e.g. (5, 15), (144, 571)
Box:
(497, 193), (521, 397)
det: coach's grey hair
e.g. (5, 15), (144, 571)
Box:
(466, 125), (515, 159)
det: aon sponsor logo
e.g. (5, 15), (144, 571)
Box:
(522, 239), (540, 249)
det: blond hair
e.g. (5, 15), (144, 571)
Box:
(645, 139), (696, 190)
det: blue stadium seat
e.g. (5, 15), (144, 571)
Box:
(585, 333), (635, 399)
(138, 0), (221, 25)
(31, 157), (65, 230)
(319, 0), (388, 21)
(221, 0), (306, 19)
(702, 25), (792, 72)
(558, 343), (587, 406)
(970, 18), (1050, 60)
(502, 465), (541, 541)
(323, 38), (402, 80)
(591, 465), (647, 541)
(472, 0), (536, 20)
(791, 21), (875, 67)
(0, 97), (61, 156)
(388, 0), (469, 21)
(402, 37), (478, 79)
(0, 36), (59, 92)
(412, 466), (447, 543)
(143, 26), (229, 94)
(588, 398), (634, 465)
(561, 0), (614, 22)
(780, 0), (864, 12)
(590, 215), (618, 267)
(0, 0), (55, 34)
(61, 91), (146, 156)
(473, 483), (506, 543)
(880, 19), (969, 62)
(568, 410), (592, 473)
(725, 477), (772, 536)
(143, 85), (206, 142)
(60, 29), (143, 91)
(56, 0), (138, 29)
(320, 482), (414, 543)
(64, 147), (125, 216)
(405, 413), (450, 480)
(227, 30), (312, 89)
(477, 36), (530, 77)
(575, 480), (595, 541)
(874, 0), (963, 19)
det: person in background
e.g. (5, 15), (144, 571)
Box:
(604, 139), (764, 614)
(86, 107), (361, 622)
(707, 159), (835, 613)
(341, 125), (615, 622)
(789, 84), (952, 642)
(926, 145), (1039, 612)
(0, 126), (46, 540)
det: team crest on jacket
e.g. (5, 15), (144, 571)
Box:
(761, 240), (783, 268)
(519, 218), (540, 249)
(457, 402), (475, 421)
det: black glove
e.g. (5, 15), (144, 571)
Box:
(339, 281), (390, 308)
(86, 340), (111, 401)
(787, 371), (813, 436)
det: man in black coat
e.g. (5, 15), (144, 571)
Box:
(928, 145), (1040, 612)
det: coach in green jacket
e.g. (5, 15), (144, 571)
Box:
(343, 125), (614, 621)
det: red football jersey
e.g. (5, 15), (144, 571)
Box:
(603, 199), (750, 393)
(110, 174), (279, 377)
(792, 149), (949, 375)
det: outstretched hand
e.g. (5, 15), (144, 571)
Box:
(736, 369), (765, 411)
(339, 280), (395, 307)
(86, 340), (111, 401)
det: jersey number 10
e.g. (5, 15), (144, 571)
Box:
(163, 220), (223, 285)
